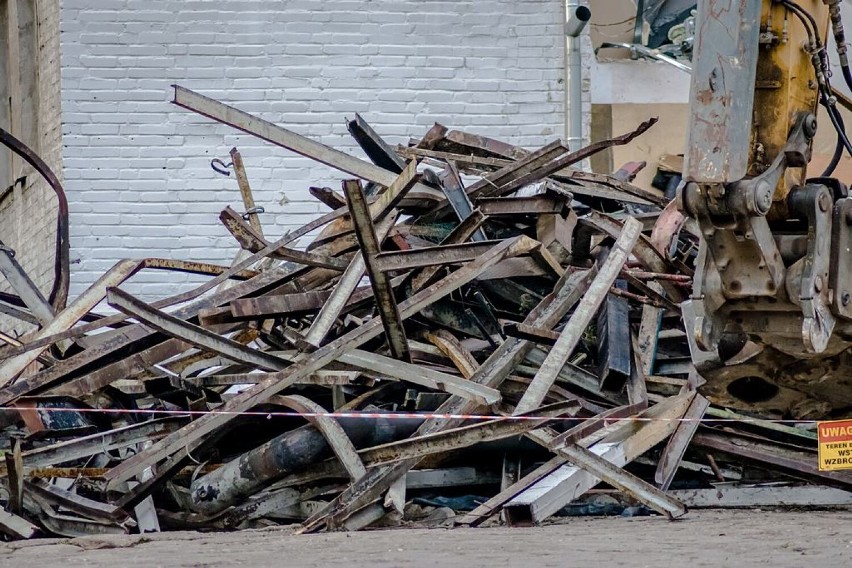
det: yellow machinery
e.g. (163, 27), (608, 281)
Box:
(681, 0), (852, 416)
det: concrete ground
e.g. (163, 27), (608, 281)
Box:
(2, 509), (850, 568)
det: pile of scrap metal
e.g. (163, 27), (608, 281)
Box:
(0, 85), (850, 540)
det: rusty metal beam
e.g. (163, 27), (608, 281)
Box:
(309, 186), (347, 210)
(477, 195), (568, 216)
(464, 140), (568, 198)
(0, 260), (144, 386)
(219, 207), (349, 270)
(171, 85), (438, 203)
(481, 119), (659, 199)
(410, 208), (488, 292)
(22, 416), (186, 468)
(503, 393), (693, 525)
(359, 401), (580, 466)
(344, 178), (411, 363)
(655, 394), (709, 490)
(0, 263), (305, 404)
(230, 290), (332, 318)
(555, 170), (666, 206)
(537, 440), (687, 520)
(300, 267), (593, 532)
(272, 395), (367, 481)
(106, 287), (289, 373)
(229, 147), (264, 237)
(347, 113), (407, 173)
(0, 508), (39, 540)
(303, 214), (398, 348)
(514, 217), (642, 415)
(366, 159), (421, 221)
(692, 430), (852, 489)
(374, 240), (505, 273)
(0, 239), (54, 325)
(503, 323), (561, 345)
(337, 349), (500, 405)
(438, 161), (487, 241)
(103, 236), (533, 488)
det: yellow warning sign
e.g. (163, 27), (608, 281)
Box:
(817, 419), (852, 471)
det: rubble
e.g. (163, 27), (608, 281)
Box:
(0, 85), (849, 539)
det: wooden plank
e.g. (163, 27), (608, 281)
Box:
(514, 217), (642, 414)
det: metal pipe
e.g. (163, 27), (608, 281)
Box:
(564, 3), (591, 149)
(190, 413), (426, 514)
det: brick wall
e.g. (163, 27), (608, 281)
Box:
(60, 0), (571, 300)
(0, 0), (63, 335)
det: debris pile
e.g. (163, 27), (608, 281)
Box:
(0, 86), (848, 539)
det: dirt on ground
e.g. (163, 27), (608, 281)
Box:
(2, 509), (850, 568)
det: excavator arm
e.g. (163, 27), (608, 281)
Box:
(680, 0), (852, 416)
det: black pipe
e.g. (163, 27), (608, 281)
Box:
(190, 412), (425, 514)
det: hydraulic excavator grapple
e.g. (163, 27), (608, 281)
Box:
(679, 0), (852, 417)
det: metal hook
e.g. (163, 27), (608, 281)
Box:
(211, 158), (233, 176)
(242, 206), (265, 220)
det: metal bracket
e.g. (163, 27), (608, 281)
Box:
(788, 184), (835, 353)
(830, 197), (852, 320)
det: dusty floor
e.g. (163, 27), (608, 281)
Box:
(1, 509), (850, 567)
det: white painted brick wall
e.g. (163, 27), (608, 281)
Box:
(60, 0), (570, 300)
